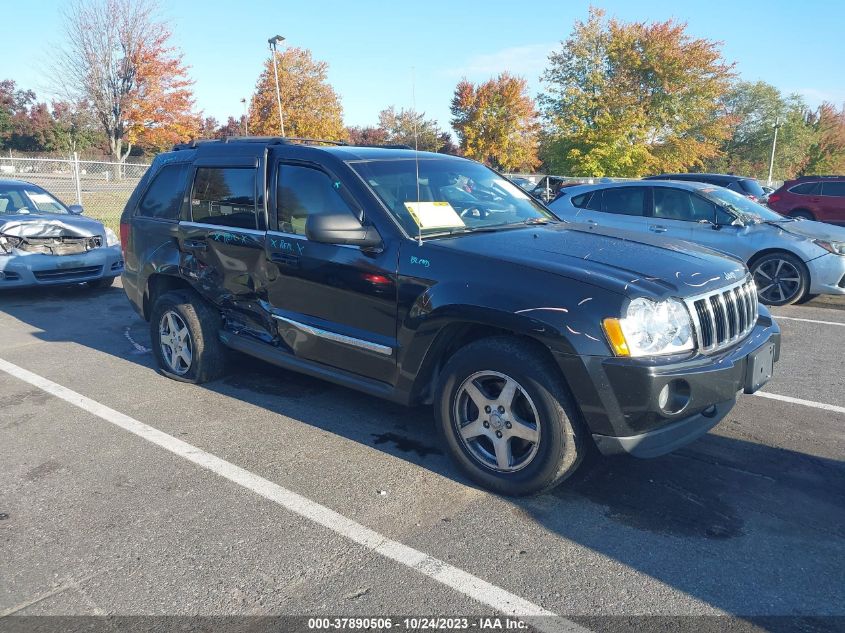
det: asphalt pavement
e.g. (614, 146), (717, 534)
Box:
(0, 282), (843, 633)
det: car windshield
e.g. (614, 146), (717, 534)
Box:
(348, 158), (557, 237)
(0, 185), (69, 215)
(700, 187), (788, 223)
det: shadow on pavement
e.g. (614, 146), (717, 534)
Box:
(1, 284), (843, 623)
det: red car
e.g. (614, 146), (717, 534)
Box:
(767, 176), (845, 224)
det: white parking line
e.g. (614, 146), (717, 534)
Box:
(773, 315), (845, 327)
(0, 358), (586, 633)
(754, 391), (845, 415)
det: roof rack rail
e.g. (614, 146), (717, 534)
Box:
(795, 174), (844, 179)
(172, 136), (419, 152)
(172, 136), (348, 151)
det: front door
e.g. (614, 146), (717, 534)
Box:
(263, 161), (399, 384)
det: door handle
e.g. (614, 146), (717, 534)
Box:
(271, 252), (300, 268)
(183, 239), (207, 252)
(648, 225), (668, 233)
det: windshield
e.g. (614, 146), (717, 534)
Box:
(0, 185), (69, 215)
(700, 187), (787, 223)
(349, 158), (557, 237)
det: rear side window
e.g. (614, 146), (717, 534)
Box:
(277, 164), (357, 236)
(788, 182), (821, 195)
(821, 182), (845, 197)
(601, 187), (646, 216)
(191, 167), (258, 230)
(585, 190), (602, 211)
(137, 163), (189, 220)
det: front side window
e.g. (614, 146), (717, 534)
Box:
(191, 167), (257, 229)
(601, 187), (645, 216)
(349, 158), (556, 236)
(137, 163), (189, 220)
(653, 188), (697, 221)
(277, 164), (357, 236)
(821, 181), (845, 197)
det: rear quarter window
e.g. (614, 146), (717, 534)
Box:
(570, 192), (592, 208)
(137, 163), (190, 220)
(738, 179), (765, 197)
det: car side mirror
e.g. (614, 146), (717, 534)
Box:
(306, 212), (382, 248)
(68, 204), (84, 215)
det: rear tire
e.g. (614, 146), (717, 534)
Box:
(149, 290), (227, 384)
(750, 252), (809, 306)
(790, 209), (814, 221)
(434, 337), (588, 496)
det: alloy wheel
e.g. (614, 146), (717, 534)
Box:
(453, 371), (541, 473)
(159, 310), (193, 375)
(753, 259), (802, 304)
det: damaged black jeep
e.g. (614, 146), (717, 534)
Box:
(121, 138), (781, 496)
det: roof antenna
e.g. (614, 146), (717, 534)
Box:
(412, 66), (422, 246)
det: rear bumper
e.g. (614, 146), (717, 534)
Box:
(0, 245), (123, 288)
(555, 312), (781, 458)
(807, 253), (845, 296)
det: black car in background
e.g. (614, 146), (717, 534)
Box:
(120, 137), (780, 496)
(644, 173), (767, 203)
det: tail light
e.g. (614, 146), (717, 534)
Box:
(768, 193), (781, 204)
(747, 195), (758, 202)
(119, 221), (130, 259)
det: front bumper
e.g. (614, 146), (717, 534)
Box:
(555, 312), (781, 458)
(807, 253), (845, 296)
(0, 245), (124, 288)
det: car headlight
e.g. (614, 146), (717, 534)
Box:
(104, 228), (120, 247)
(603, 297), (694, 357)
(815, 240), (845, 256)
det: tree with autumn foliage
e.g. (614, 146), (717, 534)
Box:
(804, 103), (845, 175)
(539, 8), (734, 177)
(248, 47), (344, 140)
(56, 0), (199, 161)
(451, 73), (539, 172)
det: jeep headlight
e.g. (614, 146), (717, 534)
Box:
(815, 240), (845, 256)
(104, 228), (120, 247)
(603, 298), (694, 357)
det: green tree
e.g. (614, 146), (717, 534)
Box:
(539, 8), (734, 176)
(708, 81), (815, 180)
(451, 73), (540, 172)
(377, 106), (448, 152)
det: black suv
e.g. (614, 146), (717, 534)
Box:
(121, 138), (781, 496)
(644, 173), (767, 202)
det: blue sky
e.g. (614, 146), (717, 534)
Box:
(2, 0), (844, 132)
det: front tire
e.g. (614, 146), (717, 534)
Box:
(750, 252), (809, 306)
(149, 290), (227, 383)
(434, 337), (588, 496)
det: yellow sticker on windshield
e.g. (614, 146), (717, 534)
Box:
(404, 201), (465, 229)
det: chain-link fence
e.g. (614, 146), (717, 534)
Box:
(0, 155), (150, 233)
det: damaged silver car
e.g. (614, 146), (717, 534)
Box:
(0, 179), (123, 289)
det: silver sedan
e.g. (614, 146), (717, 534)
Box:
(549, 179), (845, 305)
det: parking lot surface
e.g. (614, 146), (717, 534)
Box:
(1, 282), (843, 631)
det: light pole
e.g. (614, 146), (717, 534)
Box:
(767, 117), (782, 187)
(268, 34), (286, 137)
(240, 97), (249, 135)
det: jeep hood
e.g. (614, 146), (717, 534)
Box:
(0, 213), (105, 238)
(430, 223), (746, 299)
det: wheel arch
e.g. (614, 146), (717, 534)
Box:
(143, 273), (195, 321)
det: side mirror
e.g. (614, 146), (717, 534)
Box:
(306, 212), (382, 248)
(68, 204), (84, 215)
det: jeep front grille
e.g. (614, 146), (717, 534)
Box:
(684, 277), (758, 353)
